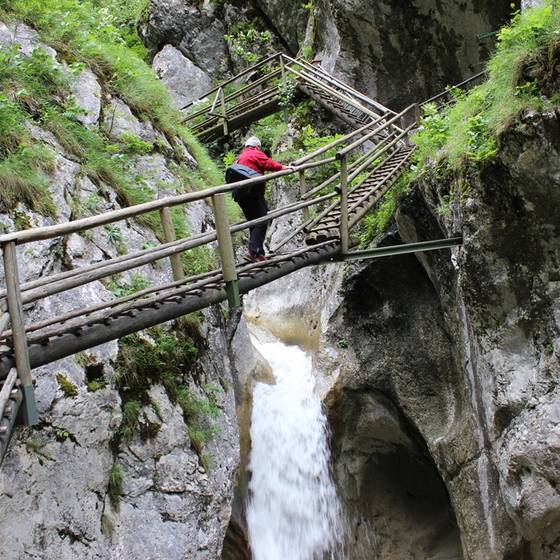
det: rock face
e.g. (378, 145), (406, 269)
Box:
(0, 22), (242, 560)
(143, 1), (519, 114)
(141, 0), (231, 77)
(319, 108), (560, 559)
(313, 0), (518, 109)
(153, 45), (213, 109)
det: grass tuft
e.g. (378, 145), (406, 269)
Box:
(412, 1), (560, 171)
(108, 463), (124, 506)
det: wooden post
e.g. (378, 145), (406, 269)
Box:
(212, 194), (240, 309)
(159, 206), (185, 282)
(299, 170), (309, 221)
(279, 55), (289, 125)
(338, 154), (349, 254)
(413, 103), (421, 124)
(219, 87), (229, 137)
(2, 241), (38, 426)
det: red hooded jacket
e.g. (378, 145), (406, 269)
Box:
(237, 146), (284, 175)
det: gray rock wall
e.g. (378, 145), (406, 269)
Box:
(313, 0), (518, 109)
(0, 22), (243, 560)
(320, 109), (560, 559)
(142, 1), (519, 113)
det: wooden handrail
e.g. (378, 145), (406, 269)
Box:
(180, 52), (282, 110)
(336, 104), (415, 158)
(185, 68), (282, 123)
(284, 55), (394, 116)
(422, 71), (486, 106)
(0, 155), (337, 246)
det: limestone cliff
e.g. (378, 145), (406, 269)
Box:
(319, 108), (560, 559)
(145, 0), (518, 112)
(0, 20), (244, 560)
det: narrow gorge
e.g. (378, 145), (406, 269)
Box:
(0, 1), (559, 560)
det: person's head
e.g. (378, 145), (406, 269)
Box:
(244, 136), (261, 149)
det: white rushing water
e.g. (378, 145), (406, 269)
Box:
(247, 335), (345, 560)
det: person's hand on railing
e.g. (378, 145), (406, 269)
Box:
(283, 164), (297, 172)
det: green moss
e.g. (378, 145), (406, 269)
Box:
(54, 427), (70, 441)
(358, 173), (410, 247)
(56, 373), (79, 397)
(87, 379), (106, 392)
(114, 325), (221, 453)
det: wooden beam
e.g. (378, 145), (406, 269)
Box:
(160, 206), (185, 282)
(212, 194), (240, 308)
(2, 242), (38, 425)
(339, 155), (349, 254)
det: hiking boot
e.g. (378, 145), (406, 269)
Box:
(245, 251), (267, 263)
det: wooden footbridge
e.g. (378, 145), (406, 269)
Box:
(0, 52), (466, 463)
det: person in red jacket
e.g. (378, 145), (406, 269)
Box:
(234, 136), (294, 261)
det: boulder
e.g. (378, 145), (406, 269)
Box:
(70, 68), (102, 126)
(153, 44), (213, 109)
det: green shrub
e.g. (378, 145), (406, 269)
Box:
(225, 22), (272, 65)
(120, 399), (141, 442)
(106, 273), (150, 298)
(118, 133), (154, 155)
(114, 325), (221, 452)
(358, 173), (410, 247)
(412, 2), (560, 170)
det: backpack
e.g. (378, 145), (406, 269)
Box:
(225, 163), (262, 202)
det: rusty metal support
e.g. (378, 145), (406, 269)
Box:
(159, 206), (185, 282)
(212, 194), (240, 308)
(2, 242), (38, 426)
(326, 237), (463, 262)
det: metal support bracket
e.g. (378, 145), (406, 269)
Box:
(225, 280), (241, 309)
(325, 237), (463, 263)
(19, 384), (38, 426)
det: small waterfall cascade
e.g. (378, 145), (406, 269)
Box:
(247, 334), (345, 560)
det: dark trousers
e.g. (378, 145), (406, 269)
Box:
(236, 193), (268, 256)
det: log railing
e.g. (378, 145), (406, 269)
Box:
(182, 52), (399, 139)
(0, 102), (417, 427)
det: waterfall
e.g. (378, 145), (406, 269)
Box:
(247, 335), (345, 560)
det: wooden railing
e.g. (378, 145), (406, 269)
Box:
(182, 52), (399, 139)
(0, 102), (418, 427)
